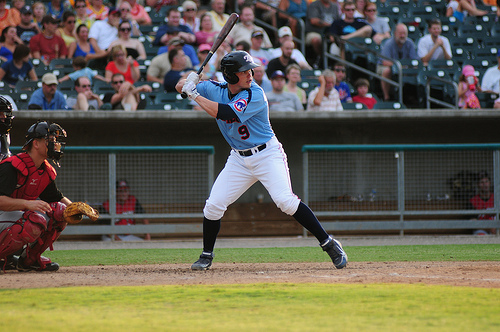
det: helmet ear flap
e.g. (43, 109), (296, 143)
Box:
(223, 68), (239, 84)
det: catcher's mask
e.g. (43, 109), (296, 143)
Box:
(23, 120), (67, 165)
(0, 96), (14, 135)
(220, 51), (259, 84)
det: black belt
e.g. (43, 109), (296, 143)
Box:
(238, 143), (267, 156)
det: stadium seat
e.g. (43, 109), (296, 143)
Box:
(15, 80), (42, 92)
(373, 101), (407, 110)
(342, 102), (368, 110)
(427, 59), (461, 78)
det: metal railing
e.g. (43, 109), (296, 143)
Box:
(426, 75), (459, 109)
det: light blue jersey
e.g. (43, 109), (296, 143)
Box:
(197, 80), (275, 150)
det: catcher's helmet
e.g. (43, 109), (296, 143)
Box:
(23, 120), (67, 163)
(220, 51), (259, 84)
(0, 96), (14, 135)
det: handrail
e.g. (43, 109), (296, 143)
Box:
(425, 75), (459, 109)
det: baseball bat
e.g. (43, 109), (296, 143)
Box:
(181, 13), (239, 99)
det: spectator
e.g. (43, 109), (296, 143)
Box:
(158, 35), (199, 67)
(74, 0), (94, 30)
(66, 76), (103, 110)
(307, 69), (343, 111)
(458, 65), (481, 109)
(154, 7), (195, 46)
(145, 0), (179, 13)
(108, 21), (147, 60)
(255, 0), (280, 41)
(266, 40), (298, 77)
(181, 1), (200, 34)
(235, 40), (250, 52)
(0, 0), (21, 33)
(87, 0), (109, 21)
(207, 0), (230, 32)
(270, 26), (312, 70)
(417, 18), (452, 66)
(481, 50), (500, 108)
(146, 41), (193, 84)
(195, 43), (220, 80)
(105, 45), (140, 84)
(0, 26), (21, 62)
(267, 70), (304, 111)
(28, 73), (68, 110)
(58, 56), (106, 84)
(284, 63), (307, 105)
(230, 6), (273, 49)
(123, 0), (152, 25)
(446, 0), (489, 22)
(16, 5), (40, 45)
(249, 30), (273, 68)
(333, 62), (353, 103)
(304, 0), (341, 68)
(46, 0), (71, 20)
(352, 78), (377, 109)
(353, 0), (366, 18)
(468, 172), (496, 235)
(101, 180), (151, 241)
(363, 1), (391, 45)
(67, 24), (107, 62)
(0, 44), (37, 88)
(253, 60), (272, 92)
(56, 11), (76, 48)
(377, 23), (418, 101)
(11, 0), (25, 15)
(118, 1), (141, 37)
(32, 2), (46, 30)
(102, 73), (152, 111)
(30, 15), (68, 66)
(164, 48), (194, 92)
(88, 7), (120, 51)
(195, 12), (218, 46)
(278, 0), (308, 37)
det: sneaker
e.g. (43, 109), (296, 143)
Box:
(321, 236), (348, 269)
(191, 252), (214, 271)
(17, 256), (60, 272)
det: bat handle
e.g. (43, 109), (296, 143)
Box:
(180, 68), (204, 99)
(181, 92), (188, 99)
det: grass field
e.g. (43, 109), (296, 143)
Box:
(2, 244), (500, 332)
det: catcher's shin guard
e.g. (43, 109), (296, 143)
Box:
(0, 211), (47, 260)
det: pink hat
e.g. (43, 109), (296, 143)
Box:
(462, 65), (475, 76)
(198, 44), (211, 52)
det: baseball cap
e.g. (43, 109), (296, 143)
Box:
(108, 7), (120, 16)
(251, 30), (264, 38)
(462, 65), (475, 76)
(42, 73), (58, 85)
(198, 44), (211, 52)
(20, 5), (33, 15)
(278, 26), (292, 38)
(41, 15), (60, 25)
(168, 37), (185, 46)
(271, 70), (286, 79)
(116, 180), (129, 189)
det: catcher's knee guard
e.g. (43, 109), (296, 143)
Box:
(0, 211), (47, 260)
(22, 217), (65, 269)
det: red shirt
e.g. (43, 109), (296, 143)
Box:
(29, 33), (68, 63)
(352, 95), (377, 110)
(470, 194), (495, 220)
(105, 60), (139, 84)
(102, 195), (143, 225)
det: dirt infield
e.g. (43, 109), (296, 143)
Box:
(2, 261), (499, 289)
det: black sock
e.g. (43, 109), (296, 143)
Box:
(293, 202), (329, 243)
(203, 217), (221, 253)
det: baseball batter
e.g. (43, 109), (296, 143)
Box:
(176, 51), (347, 271)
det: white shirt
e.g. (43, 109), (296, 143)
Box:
(481, 65), (500, 93)
(417, 34), (452, 61)
(306, 87), (343, 112)
(269, 48), (308, 66)
(89, 20), (118, 50)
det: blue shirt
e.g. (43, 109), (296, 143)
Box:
(0, 46), (13, 62)
(28, 88), (68, 110)
(379, 37), (418, 64)
(153, 24), (194, 46)
(1, 60), (33, 86)
(197, 80), (274, 150)
(68, 68), (97, 84)
(157, 44), (200, 67)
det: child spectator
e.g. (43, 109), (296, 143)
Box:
(333, 63), (353, 103)
(458, 65), (481, 109)
(352, 78), (377, 109)
(58, 56), (106, 84)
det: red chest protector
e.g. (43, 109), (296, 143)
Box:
(1, 152), (57, 200)
(103, 195), (138, 225)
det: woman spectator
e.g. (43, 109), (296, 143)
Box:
(105, 45), (140, 84)
(0, 26), (20, 62)
(0, 44), (37, 88)
(278, 0), (308, 37)
(354, 0), (366, 18)
(56, 11), (77, 48)
(118, 1), (141, 37)
(195, 13), (218, 46)
(446, 0), (489, 22)
(32, 2), (46, 30)
(108, 21), (146, 60)
(363, 2), (391, 45)
(87, 0), (109, 21)
(46, 0), (71, 20)
(283, 64), (307, 105)
(74, 0), (94, 30)
(181, 1), (200, 34)
(67, 24), (107, 61)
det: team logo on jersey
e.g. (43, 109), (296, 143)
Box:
(233, 98), (247, 112)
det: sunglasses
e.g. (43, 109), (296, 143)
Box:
(120, 8), (130, 11)
(120, 27), (131, 32)
(76, 5), (86, 9)
(365, 9), (376, 12)
(185, 8), (196, 11)
(67, 20), (75, 24)
(344, 8), (355, 11)
(334, 68), (346, 72)
(112, 80), (124, 84)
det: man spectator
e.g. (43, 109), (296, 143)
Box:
(146, 42), (193, 84)
(0, 0), (21, 32)
(266, 40), (298, 78)
(270, 27), (312, 70)
(253, 59), (272, 93)
(88, 7), (120, 51)
(230, 6), (273, 49)
(249, 30), (273, 68)
(66, 76), (103, 111)
(87, 0), (109, 21)
(154, 7), (195, 46)
(29, 15), (68, 66)
(305, 0), (341, 67)
(417, 18), (452, 66)
(266, 70), (304, 112)
(157, 36), (199, 67)
(307, 69), (343, 111)
(467, 172), (496, 235)
(481, 51), (500, 109)
(123, 0), (152, 25)
(333, 62), (353, 103)
(102, 73), (152, 111)
(207, 0), (230, 32)
(28, 73), (68, 110)
(377, 23), (418, 101)
(163, 48), (193, 92)
(16, 5), (39, 45)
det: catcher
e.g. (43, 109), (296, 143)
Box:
(0, 120), (98, 272)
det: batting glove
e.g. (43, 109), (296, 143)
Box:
(186, 72), (201, 85)
(182, 81), (200, 100)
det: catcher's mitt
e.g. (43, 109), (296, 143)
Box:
(63, 202), (99, 224)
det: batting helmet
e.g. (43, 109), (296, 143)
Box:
(0, 96), (14, 135)
(23, 120), (67, 163)
(220, 51), (259, 84)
